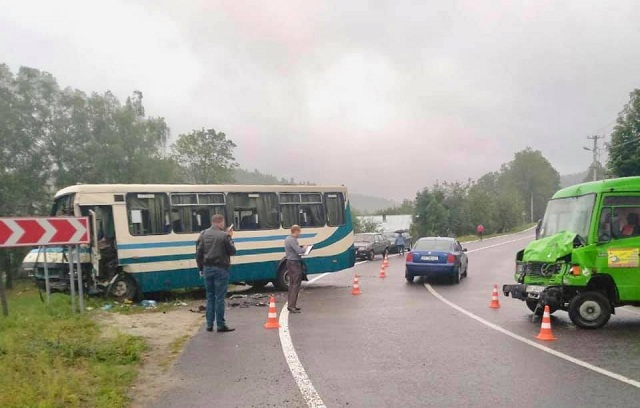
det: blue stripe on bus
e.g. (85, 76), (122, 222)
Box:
(117, 225), (352, 265)
(116, 233), (317, 250)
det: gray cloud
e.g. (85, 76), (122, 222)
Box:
(1, 0), (639, 200)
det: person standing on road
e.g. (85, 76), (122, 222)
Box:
(284, 225), (307, 314)
(395, 233), (406, 255)
(476, 224), (485, 241)
(196, 214), (236, 333)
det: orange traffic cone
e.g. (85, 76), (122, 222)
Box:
(383, 255), (389, 268)
(379, 267), (387, 279)
(536, 305), (557, 341)
(489, 284), (501, 309)
(264, 296), (281, 329)
(351, 274), (361, 295)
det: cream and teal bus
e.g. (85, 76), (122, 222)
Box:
(30, 184), (354, 300)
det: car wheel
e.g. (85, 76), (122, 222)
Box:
(405, 269), (414, 283)
(461, 263), (468, 278)
(568, 291), (612, 329)
(451, 267), (461, 284)
(368, 250), (375, 261)
(526, 300), (558, 315)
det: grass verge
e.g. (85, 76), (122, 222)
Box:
(0, 283), (147, 408)
(457, 223), (536, 243)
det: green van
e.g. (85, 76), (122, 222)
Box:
(504, 177), (640, 329)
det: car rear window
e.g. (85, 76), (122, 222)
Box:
(413, 240), (453, 251)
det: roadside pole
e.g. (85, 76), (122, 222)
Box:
(68, 246), (77, 313)
(42, 246), (51, 304)
(75, 246), (84, 312)
(0, 266), (8, 316)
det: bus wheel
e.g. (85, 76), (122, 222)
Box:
(109, 273), (139, 302)
(568, 291), (612, 329)
(274, 267), (290, 291)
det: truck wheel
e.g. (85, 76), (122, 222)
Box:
(274, 266), (290, 291)
(109, 273), (139, 302)
(568, 292), (612, 329)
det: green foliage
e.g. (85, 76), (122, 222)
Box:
(0, 285), (146, 408)
(172, 128), (238, 184)
(412, 149), (559, 238)
(608, 89), (640, 177)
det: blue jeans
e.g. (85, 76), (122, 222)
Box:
(203, 266), (229, 329)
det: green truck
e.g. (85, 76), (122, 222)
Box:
(503, 177), (640, 329)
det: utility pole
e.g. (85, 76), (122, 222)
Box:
(584, 135), (604, 181)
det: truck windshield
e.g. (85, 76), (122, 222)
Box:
(539, 194), (595, 240)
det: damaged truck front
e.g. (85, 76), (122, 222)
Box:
(504, 177), (640, 329)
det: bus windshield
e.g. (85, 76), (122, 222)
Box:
(51, 194), (75, 216)
(539, 194), (595, 241)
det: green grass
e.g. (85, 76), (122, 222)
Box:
(457, 223), (536, 243)
(0, 283), (147, 408)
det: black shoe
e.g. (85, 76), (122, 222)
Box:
(294, 307), (302, 311)
(288, 308), (301, 314)
(206, 327), (214, 332)
(217, 326), (235, 333)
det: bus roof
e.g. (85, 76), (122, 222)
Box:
(553, 176), (640, 199)
(55, 184), (348, 198)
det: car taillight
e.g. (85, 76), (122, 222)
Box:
(405, 252), (413, 262)
(447, 254), (456, 263)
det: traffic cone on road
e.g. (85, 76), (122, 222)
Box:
(489, 284), (501, 309)
(379, 267), (387, 279)
(351, 274), (361, 295)
(383, 255), (389, 268)
(535, 305), (557, 341)
(264, 296), (281, 329)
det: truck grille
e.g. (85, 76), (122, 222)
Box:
(523, 262), (561, 277)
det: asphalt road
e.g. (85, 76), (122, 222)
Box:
(155, 230), (640, 408)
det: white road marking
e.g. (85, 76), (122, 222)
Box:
(465, 235), (532, 254)
(279, 304), (327, 408)
(424, 283), (640, 389)
(308, 273), (330, 284)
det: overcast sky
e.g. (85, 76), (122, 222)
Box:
(2, 1), (639, 201)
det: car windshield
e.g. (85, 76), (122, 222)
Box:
(354, 234), (374, 243)
(539, 194), (596, 240)
(413, 240), (453, 251)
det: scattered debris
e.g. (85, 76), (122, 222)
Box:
(229, 294), (248, 300)
(101, 304), (113, 311)
(140, 300), (158, 309)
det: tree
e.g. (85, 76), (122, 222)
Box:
(582, 161), (607, 183)
(608, 89), (640, 177)
(499, 148), (560, 222)
(412, 187), (449, 237)
(172, 128), (238, 184)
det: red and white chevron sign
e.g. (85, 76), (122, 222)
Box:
(0, 217), (89, 248)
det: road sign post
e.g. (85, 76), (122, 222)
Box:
(75, 246), (84, 313)
(42, 247), (51, 304)
(0, 217), (90, 316)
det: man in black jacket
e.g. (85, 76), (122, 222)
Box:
(196, 214), (237, 333)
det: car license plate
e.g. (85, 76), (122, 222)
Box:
(526, 285), (545, 294)
(421, 256), (438, 261)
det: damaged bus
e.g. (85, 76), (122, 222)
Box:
(29, 184), (355, 300)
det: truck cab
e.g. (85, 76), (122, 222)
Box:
(504, 177), (640, 329)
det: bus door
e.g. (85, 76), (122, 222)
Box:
(80, 206), (118, 281)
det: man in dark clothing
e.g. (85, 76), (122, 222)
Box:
(284, 225), (307, 314)
(196, 214), (237, 332)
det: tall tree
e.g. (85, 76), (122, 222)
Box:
(172, 128), (238, 184)
(608, 89), (640, 177)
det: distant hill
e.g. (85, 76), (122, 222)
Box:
(233, 168), (396, 213)
(349, 193), (397, 214)
(560, 171), (588, 188)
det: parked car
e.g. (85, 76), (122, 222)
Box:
(354, 233), (390, 260)
(383, 231), (413, 253)
(405, 237), (468, 284)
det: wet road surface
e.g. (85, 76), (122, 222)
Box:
(154, 230), (640, 407)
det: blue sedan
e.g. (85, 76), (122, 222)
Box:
(405, 237), (468, 284)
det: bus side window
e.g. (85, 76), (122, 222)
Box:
(325, 193), (346, 226)
(126, 193), (170, 236)
(228, 193), (279, 230)
(170, 193), (225, 233)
